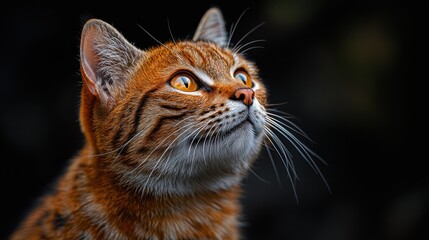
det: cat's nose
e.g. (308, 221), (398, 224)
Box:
(231, 88), (254, 107)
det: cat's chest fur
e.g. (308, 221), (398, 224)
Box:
(27, 153), (240, 239)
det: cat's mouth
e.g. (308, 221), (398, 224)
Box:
(190, 118), (255, 146)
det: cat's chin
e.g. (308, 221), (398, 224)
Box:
(185, 120), (263, 161)
(126, 123), (264, 196)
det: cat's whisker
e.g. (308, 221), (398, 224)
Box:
(263, 131), (299, 202)
(211, 124), (223, 150)
(131, 117), (198, 172)
(228, 23), (235, 46)
(155, 120), (209, 175)
(91, 112), (195, 159)
(265, 119), (331, 193)
(265, 131), (299, 190)
(263, 142), (281, 187)
(190, 121), (212, 162)
(240, 46), (265, 55)
(266, 108), (296, 118)
(145, 123), (209, 193)
(267, 123), (308, 176)
(247, 163), (271, 184)
(269, 120), (324, 166)
(226, 8), (250, 48)
(233, 39), (265, 54)
(266, 114), (312, 142)
(265, 126), (294, 166)
(139, 122), (201, 194)
(110, 113), (196, 167)
(209, 124), (224, 165)
(208, 123), (223, 166)
(108, 129), (150, 165)
(231, 22), (265, 52)
(266, 102), (289, 107)
(164, 120), (207, 163)
(202, 123), (219, 163)
(167, 18), (176, 44)
(267, 110), (310, 138)
(263, 142), (276, 151)
(264, 127), (298, 180)
(186, 121), (210, 158)
(145, 118), (204, 164)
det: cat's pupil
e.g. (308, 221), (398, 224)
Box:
(236, 73), (247, 84)
(179, 76), (190, 88)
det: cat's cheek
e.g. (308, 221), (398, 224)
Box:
(252, 85), (267, 107)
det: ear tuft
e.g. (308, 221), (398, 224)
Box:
(193, 8), (228, 47)
(80, 19), (143, 107)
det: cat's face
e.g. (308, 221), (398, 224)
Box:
(80, 9), (267, 194)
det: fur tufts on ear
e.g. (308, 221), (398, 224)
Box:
(193, 8), (228, 47)
(80, 19), (143, 108)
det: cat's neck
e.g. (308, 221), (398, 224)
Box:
(70, 144), (241, 239)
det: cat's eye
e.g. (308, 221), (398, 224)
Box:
(170, 74), (199, 92)
(234, 70), (253, 88)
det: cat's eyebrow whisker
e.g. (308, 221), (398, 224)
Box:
(240, 46), (265, 55)
(231, 22), (266, 52)
(228, 23), (235, 46)
(233, 39), (265, 54)
(166, 18), (176, 44)
(137, 24), (187, 65)
(227, 7), (250, 48)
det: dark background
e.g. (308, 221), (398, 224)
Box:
(1, 1), (424, 240)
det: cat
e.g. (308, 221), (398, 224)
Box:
(11, 7), (325, 240)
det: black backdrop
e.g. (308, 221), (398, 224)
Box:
(1, 1), (425, 240)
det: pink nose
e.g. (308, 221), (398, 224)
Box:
(232, 88), (254, 106)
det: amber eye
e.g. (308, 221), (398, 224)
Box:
(234, 70), (253, 87)
(170, 74), (199, 92)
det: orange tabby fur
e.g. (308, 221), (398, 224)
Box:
(12, 8), (267, 240)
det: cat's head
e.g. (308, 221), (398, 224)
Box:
(79, 8), (267, 194)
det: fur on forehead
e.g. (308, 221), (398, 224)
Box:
(131, 41), (258, 82)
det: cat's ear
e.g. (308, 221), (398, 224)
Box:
(193, 8), (228, 47)
(80, 19), (144, 107)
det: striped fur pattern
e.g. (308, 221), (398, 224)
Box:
(12, 8), (268, 240)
